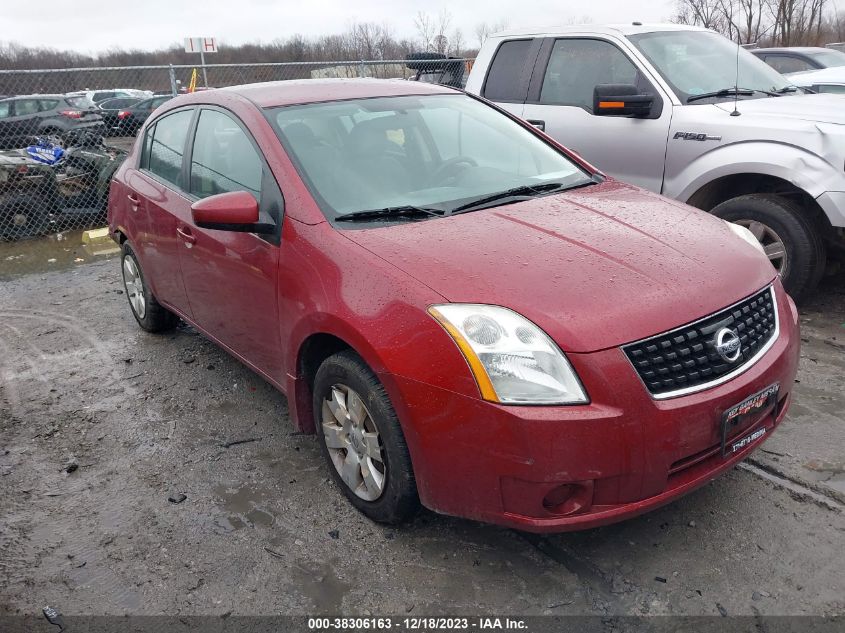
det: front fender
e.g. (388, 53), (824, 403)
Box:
(664, 141), (845, 204)
(277, 221), (483, 432)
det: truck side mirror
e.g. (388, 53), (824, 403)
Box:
(593, 84), (654, 118)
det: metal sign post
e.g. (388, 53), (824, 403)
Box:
(184, 37), (217, 88)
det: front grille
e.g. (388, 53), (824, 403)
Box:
(623, 286), (778, 398)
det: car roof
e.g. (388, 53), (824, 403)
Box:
(488, 22), (711, 39)
(751, 47), (830, 54)
(1, 94), (68, 101)
(172, 78), (457, 109)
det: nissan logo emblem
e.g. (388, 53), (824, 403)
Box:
(715, 328), (742, 363)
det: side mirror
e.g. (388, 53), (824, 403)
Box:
(191, 191), (274, 234)
(593, 84), (654, 118)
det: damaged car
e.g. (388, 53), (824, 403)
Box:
(0, 131), (127, 239)
(108, 80), (799, 532)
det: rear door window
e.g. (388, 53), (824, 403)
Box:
(0, 101), (10, 118)
(14, 99), (41, 116)
(39, 99), (60, 111)
(146, 109), (193, 188)
(482, 39), (537, 102)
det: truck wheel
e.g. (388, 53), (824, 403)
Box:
(710, 194), (825, 303)
(313, 350), (419, 525)
(121, 241), (179, 332)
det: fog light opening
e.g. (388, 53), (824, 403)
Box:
(542, 481), (594, 516)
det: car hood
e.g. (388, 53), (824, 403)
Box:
(786, 67), (845, 85)
(342, 181), (777, 353)
(715, 93), (845, 125)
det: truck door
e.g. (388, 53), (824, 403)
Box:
(521, 37), (672, 193)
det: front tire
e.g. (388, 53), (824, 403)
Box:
(313, 351), (419, 525)
(121, 241), (178, 332)
(710, 194), (825, 303)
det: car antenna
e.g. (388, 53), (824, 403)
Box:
(731, 37), (741, 117)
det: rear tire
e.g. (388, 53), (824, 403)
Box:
(313, 350), (419, 525)
(121, 241), (179, 333)
(710, 194), (825, 303)
(0, 195), (50, 240)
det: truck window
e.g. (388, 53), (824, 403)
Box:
(483, 39), (535, 102)
(539, 39), (639, 112)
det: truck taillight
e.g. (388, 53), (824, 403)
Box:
(117, 111), (130, 119)
(60, 110), (83, 119)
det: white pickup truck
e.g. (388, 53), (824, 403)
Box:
(465, 23), (845, 301)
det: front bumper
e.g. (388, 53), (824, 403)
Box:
(383, 284), (800, 532)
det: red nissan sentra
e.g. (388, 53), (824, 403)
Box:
(108, 79), (800, 532)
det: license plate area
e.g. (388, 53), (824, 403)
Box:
(720, 383), (779, 457)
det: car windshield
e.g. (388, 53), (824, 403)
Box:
(807, 49), (845, 68)
(268, 94), (592, 221)
(628, 31), (792, 103)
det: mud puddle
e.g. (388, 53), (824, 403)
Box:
(0, 230), (119, 280)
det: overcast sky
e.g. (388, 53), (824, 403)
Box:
(0, 0), (677, 54)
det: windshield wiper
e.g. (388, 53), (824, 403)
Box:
(776, 85), (801, 94)
(448, 180), (592, 215)
(335, 205), (445, 222)
(686, 87), (780, 103)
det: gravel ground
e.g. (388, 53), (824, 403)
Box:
(0, 239), (843, 621)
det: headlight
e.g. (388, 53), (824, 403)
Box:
(428, 304), (588, 405)
(726, 221), (766, 256)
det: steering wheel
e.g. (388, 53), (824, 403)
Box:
(428, 156), (478, 185)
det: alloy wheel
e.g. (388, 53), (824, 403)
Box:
(733, 219), (788, 277)
(321, 384), (386, 501)
(122, 255), (146, 319)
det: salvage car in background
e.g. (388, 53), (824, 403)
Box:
(0, 95), (104, 149)
(785, 66), (845, 94)
(108, 79), (799, 532)
(465, 24), (845, 302)
(751, 46), (845, 74)
(98, 96), (143, 133)
(115, 95), (173, 135)
(0, 132), (126, 239)
(68, 88), (153, 106)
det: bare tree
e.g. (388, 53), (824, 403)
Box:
(673, 0), (835, 44)
(450, 28), (466, 57)
(437, 10), (452, 51)
(674, 0), (729, 32)
(473, 20), (509, 48)
(414, 11), (436, 51)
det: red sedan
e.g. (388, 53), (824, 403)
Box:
(108, 79), (800, 532)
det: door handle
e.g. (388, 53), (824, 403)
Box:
(526, 119), (546, 131)
(127, 192), (140, 212)
(176, 226), (196, 247)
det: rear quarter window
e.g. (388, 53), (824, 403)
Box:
(66, 96), (90, 108)
(482, 39), (536, 102)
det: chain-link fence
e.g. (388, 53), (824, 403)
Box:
(0, 58), (473, 240)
